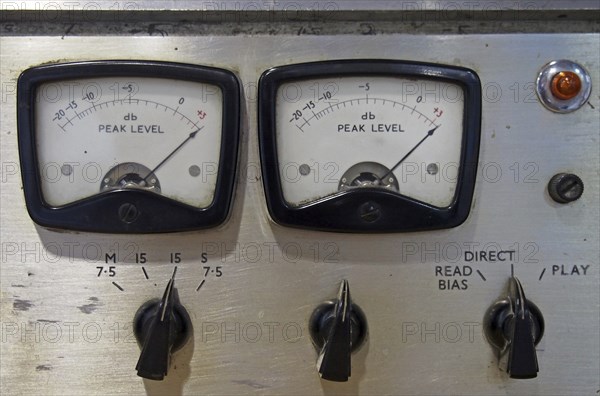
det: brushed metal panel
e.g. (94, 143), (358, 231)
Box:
(1, 32), (598, 395)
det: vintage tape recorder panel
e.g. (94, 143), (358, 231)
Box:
(1, 1), (599, 395)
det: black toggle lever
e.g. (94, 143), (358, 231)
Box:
(308, 280), (367, 382)
(484, 276), (545, 379)
(133, 267), (192, 380)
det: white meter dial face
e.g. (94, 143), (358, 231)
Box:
(36, 77), (222, 208)
(259, 60), (481, 232)
(276, 76), (463, 208)
(18, 61), (240, 233)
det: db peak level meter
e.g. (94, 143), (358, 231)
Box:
(259, 60), (481, 232)
(17, 61), (240, 233)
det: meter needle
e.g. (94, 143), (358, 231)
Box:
(141, 127), (203, 185)
(380, 124), (440, 182)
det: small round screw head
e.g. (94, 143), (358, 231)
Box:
(548, 173), (584, 204)
(118, 202), (140, 223)
(358, 201), (381, 223)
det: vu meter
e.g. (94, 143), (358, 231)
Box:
(259, 60), (482, 232)
(17, 61), (240, 233)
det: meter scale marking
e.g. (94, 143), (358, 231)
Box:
(34, 78), (224, 209)
(57, 99), (200, 131)
(274, 75), (464, 209)
(296, 98), (439, 130)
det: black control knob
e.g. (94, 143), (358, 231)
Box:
(308, 280), (367, 382)
(133, 267), (192, 380)
(484, 277), (544, 379)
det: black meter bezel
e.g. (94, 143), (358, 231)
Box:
(17, 61), (240, 233)
(258, 60), (481, 233)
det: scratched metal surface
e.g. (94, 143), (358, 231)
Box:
(1, 10), (599, 396)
